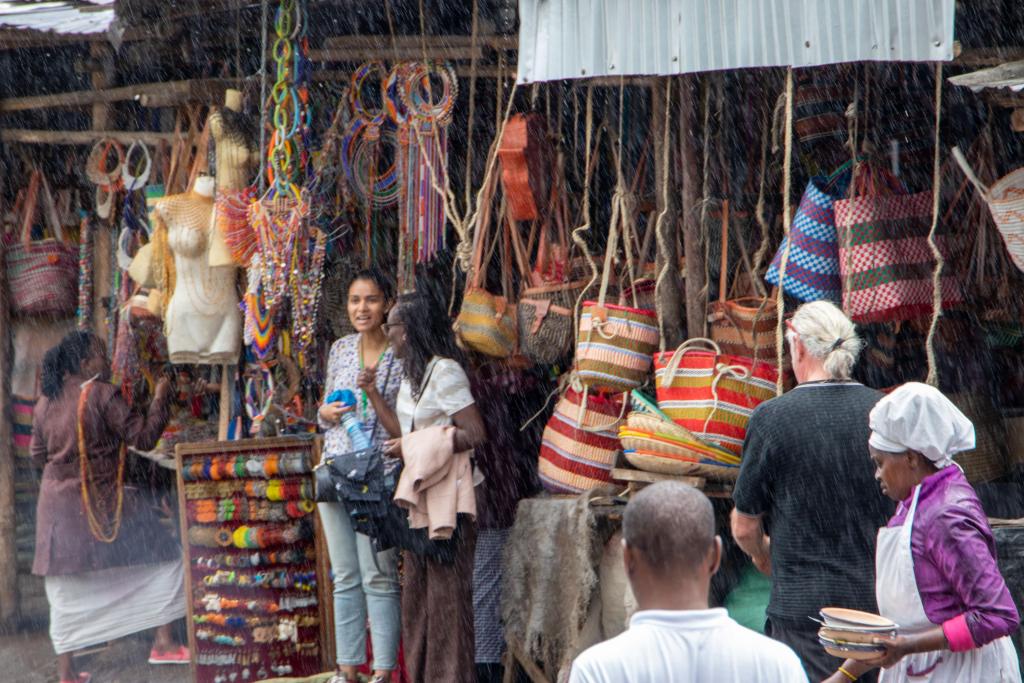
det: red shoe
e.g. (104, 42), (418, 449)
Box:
(59, 674), (91, 683)
(148, 645), (190, 665)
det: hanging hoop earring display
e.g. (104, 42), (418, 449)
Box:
(340, 118), (400, 208)
(121, 141), (152, 192)
(349, 60), (388, 129)
(400, 61), (458, 125)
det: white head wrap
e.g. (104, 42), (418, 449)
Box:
(868, 382), (975, 469)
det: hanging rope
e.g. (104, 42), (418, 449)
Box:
(773, 68), (795, 395)
(571, 86), (598, 321)
(653, 78), (673, 350)
(698, 78), (712, 310)
(464, 0), (480, 213)
(751, 95), (772, 293)
(925, 63), (945, 387)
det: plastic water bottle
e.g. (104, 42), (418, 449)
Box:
(333, 389), (371, 451)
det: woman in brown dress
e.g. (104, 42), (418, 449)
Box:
(31, 331), (189, 683)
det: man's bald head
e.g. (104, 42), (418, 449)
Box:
(623, 481), (716, 578)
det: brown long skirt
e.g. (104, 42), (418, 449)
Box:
(401, 520), (476, 683)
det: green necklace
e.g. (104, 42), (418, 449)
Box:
(358, 335), (389, 422)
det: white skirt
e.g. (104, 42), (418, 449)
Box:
(45, 560), (186, 654)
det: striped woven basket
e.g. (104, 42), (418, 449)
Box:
(456, 287), (517, 358)
(653, 339), (778, 457)
(623, 413), (741, 465)
(538, 388), (624, 494)
(623, 450), (740, 482)
(576, 302), (658, 393)
(12, 395), (36, 460)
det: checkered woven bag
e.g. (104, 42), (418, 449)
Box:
(834, 164), (962, 324)
(765, 163), (852, 303)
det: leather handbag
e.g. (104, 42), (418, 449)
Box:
(512, 186), (586, 366)
(710, 199), (781, 364)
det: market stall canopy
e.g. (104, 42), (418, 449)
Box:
(948, 60), (1024, 93)
(0, 0), (113, 35)
(516, 0), (956, 84)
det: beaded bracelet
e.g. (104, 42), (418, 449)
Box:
(192, 547), (316, 569)
(199, 593), (317, 614)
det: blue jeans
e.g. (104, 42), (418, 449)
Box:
(318, 502), (401, 670)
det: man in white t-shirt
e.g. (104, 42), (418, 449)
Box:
(569, 482), (808, 683)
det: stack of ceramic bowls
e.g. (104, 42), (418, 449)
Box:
(818, 608), (897, 660)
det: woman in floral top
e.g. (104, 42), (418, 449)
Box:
(317, 269), (404, 683)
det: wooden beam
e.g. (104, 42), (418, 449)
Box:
(988, 93), (1024, 109)
(0, 78), (241, 113)
(954, 47), (1024, 67)
(313, 65), (504, 82)
(322, 33), (517, 52)
(310, 46), (487, 63)
(0, 128), (177, 146)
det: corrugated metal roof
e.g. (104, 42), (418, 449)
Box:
(948, 60), (1024, 93)
(517, 0), (956, 83)
(0, 1), (113, 36)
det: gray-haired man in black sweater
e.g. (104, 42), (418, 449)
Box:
(732, 301), (892, 682)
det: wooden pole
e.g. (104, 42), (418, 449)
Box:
(0, 237), (18, 625)
(90, 43), (112, 341)
(651, 79), (685, 349)
(679, 75), (706, 340)
(217, 365), (231, 440)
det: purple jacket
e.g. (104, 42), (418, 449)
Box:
(888, 466), (1020, 650)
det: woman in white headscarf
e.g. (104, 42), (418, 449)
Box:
(823, 383), (1020, 683)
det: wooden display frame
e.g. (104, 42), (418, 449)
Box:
(175, 436), (334, 683)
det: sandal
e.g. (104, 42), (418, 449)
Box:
(59, 674), (91, 683)
(148, 644), (190, 664)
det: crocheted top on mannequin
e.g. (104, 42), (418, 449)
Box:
(156, 182), (241, 365)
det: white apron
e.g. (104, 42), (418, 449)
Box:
(875, 484), (1020, 682)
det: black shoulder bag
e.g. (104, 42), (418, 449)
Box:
(314, 358), (460, 563)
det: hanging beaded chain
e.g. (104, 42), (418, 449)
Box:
(77, 215), (93, 330)
(382, 61), (458, 290)
(265, 0), (309, 196)
(78, 382), (127, 543)
(289, 227), (326, 361)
